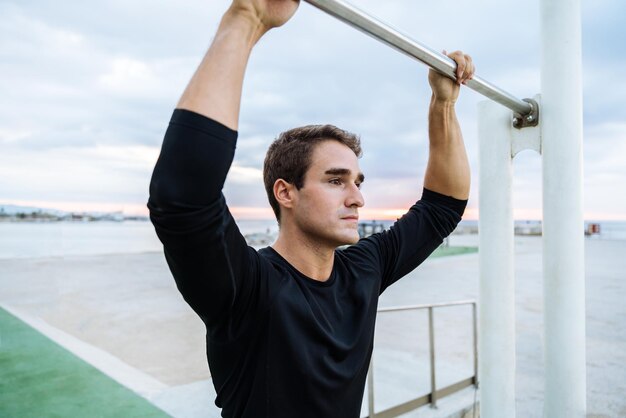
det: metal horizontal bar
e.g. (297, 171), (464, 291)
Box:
(304, 0), (533, 116)
(378, 299), (476, 313)
(437, 376), (476, 398)
(371, 377), (476, 418)
(372, 393), (430, 418)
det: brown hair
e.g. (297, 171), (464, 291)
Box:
(263, 124), (362, 223)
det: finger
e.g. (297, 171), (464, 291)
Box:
(444, 49), (470, 84)
(456, 60), (466, 84)
(448, 50), (466, 83)
(465, 55), (474, 80)
(460, 55), (473, 84)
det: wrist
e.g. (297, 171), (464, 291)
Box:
(221, 6), (269, 46)
(430, 95), (456, 108)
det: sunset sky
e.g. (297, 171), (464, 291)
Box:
(1, 0), (625, 220)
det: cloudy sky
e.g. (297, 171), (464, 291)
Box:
(1, 0), (624, 220)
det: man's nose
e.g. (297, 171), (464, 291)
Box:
(346, 184), (364, 208)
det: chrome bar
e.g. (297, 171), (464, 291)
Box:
(428, 307), (437, 408)
(472, 302), (479, 386)
(378, 299), (475, 313)
(303, 0), (533, 116)
(369, 300), (477, 416)
(372, 378), (476, 418)
(368, 358), (375, 417)
(374, 393), (431, 418)
(436, 377), (476, 398)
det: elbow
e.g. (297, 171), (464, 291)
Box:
(147, 172), (171, 211)
(147, 170), (188, 214)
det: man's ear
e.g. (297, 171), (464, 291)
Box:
(274, 179), (296, 210)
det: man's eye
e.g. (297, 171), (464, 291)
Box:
(330, 178), (342, 185)
(355, 182), (362, 189)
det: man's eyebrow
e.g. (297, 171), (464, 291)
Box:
(324, 168), (365, 183)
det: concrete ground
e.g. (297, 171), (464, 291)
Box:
(1, 234), (624, 417)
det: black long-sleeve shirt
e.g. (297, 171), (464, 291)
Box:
(147, 109), (467, 418)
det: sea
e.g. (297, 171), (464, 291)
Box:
(0, 219), (625, 260)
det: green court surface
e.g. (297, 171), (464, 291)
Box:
(429, 245), (478, 258)
(0, 307), (170, 418)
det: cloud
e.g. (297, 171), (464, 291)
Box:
(0, 145), (158, 203)
(0, 0), (624, 219)
(228, 164), (264, 184)
(98, 57), (159, 95)
(583, 122), (626, 214)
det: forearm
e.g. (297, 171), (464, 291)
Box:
(177, 8), (267, 130)
(423, 97), (470, 200)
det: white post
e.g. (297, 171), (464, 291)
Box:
(478, 100), (516, 418)
(541, 0), (586, 416)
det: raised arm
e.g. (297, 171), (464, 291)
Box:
(423, 50), (474, 200)
(148, 1), (298, 325)
(344, 53), (474, 293)
(177, 0), (299, 130)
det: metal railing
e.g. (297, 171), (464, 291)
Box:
(367, 300), (478, 418)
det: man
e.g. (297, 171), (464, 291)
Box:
(147, 0), (474, 417)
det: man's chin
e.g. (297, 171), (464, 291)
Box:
(335, 231), (360, 247)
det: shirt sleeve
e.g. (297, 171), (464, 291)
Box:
(147, 109), (265, 329)
(343, 188), (467, 294)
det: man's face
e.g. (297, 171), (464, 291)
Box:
(291, 140), (365, 247)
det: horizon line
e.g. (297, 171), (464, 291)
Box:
(3, 199), (626, 222)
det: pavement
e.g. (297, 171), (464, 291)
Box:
(1, 234), (625, 417)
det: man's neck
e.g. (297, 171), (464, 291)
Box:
(272, 228), (335, 282)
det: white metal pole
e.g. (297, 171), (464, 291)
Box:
(478, 100), (516, 418)
(540, 0), (586, 416)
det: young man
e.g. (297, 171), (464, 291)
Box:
(147, 0), (474, 417)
